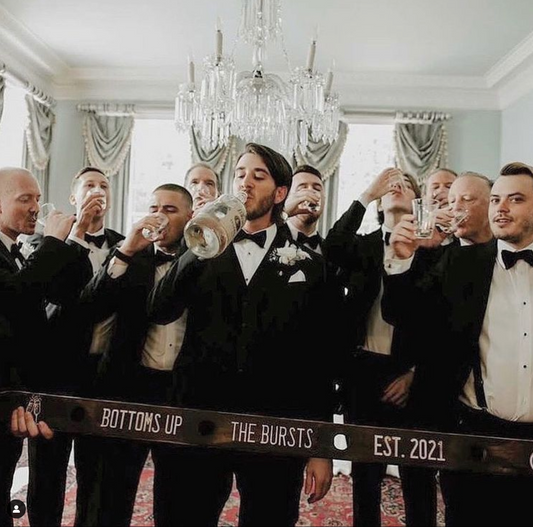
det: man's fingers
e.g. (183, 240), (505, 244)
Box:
(304, 466), (313, 495)
(24, 411), (40, 438)
(11, 407), (24, 436)
(38, 421), (54, 440)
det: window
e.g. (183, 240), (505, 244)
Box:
(127, 119), (191, 231)
(336, 124), (395, 233)
(0, 84), (26, 167)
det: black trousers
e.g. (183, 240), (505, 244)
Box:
(0, 429), (23, 527)
(27, 432), (105, 526)
(96, 366), (175, 526)
(441, 404), (533, 527)
(346, 350), (410, 527)
(27, 356), (105, 527)
(139, 446), (306, 527)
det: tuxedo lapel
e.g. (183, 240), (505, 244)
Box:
(247, 224), (299, 290)
(216, 243), (248, 291)
(449, 240), (497, 337)
(0, 241), (19, 273)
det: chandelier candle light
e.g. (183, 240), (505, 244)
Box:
(175, 0), (341, 155)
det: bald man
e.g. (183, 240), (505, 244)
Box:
(0, 167), (91, 527)
(448, 172), (493, 246)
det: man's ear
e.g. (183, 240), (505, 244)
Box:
(274, 186), (288, 205)
(68, 194), (76, 207)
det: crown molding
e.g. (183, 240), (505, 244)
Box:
(0, 2), (528, 112)
(0, 4), (69, 80)
(485, 30), (533, 88)
(496, 59), (533, 109)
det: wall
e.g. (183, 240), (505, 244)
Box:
(45, 103), (503, 208)
(501, 90), (533, 166)
(48, 101), (84, 212)
(446, 110), (501, 178)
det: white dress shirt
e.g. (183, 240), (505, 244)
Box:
(461, 240), (533, 422)
(70, 227), (115, 356)
(141, 255), (188, 371)
(364, 227), (394, 355)
(107, 247), (188, 371)
(69, 227), (109, 276)
(286, 222), (323, 255)
(233, 224), (277, 284)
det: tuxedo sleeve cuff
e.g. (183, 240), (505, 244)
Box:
(68, 234), (89, 249)
(384, 255), (414, 275)
(107, 257), (129, 278)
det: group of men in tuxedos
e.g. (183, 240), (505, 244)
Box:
(4, 147), (533, 527)
(5, 145), (337, 527)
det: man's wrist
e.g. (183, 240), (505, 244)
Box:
(114, 249), (134, 264)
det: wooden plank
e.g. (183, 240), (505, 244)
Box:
(2, 390), (533, 475)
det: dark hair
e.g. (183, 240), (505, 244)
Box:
(153, 183), (193, 208)
(184, 162), (221, 193)
(500, 162), (533, 178)
(377, 172), (421, 224)
(293, 164), (323, 181)
(70, 166), (108, 194)
(236, 143), (293, 224)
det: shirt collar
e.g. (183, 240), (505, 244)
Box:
(86, 226), (106, 237)
(287, 221), (319, 241)
(459, 238), (473, 247)
(0, 231), (17, 252)
(496, 239), (533, 269)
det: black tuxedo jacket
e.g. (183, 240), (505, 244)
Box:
(40, 227), (125, 393)
(382, 239), (498, 427)
(325, 200), (416, 361)
(0, 236), (91, 390)
(147, 224), (334, 421)
(80, 242), (186, 398)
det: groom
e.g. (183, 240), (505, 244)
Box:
(147, 143), (336, 526)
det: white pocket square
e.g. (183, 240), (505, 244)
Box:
(288, 270), (306, 283)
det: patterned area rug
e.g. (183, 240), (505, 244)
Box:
(13, 458), (445, 526)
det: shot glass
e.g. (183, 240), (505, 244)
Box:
(86, 187), (107, 210)
(412, 198), (438, 239)
(37, 203), (56, 227)
(142, 212), (169, 241)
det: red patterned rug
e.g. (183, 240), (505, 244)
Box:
(13, 460), (445, 526)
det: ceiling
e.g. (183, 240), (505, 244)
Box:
(2, 0), (533, 110)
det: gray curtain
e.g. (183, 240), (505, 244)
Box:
(293, 121), (348, 236)
(394, 112), (449, 186)
(24, 95), (55, 201)
(80, 109), (135, 233)
(0, 75), (5, 123)
(190, 128), (238, 194)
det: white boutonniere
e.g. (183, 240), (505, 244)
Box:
(270, 241), (311, 266)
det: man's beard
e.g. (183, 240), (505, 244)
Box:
(246, 189), (277, 221)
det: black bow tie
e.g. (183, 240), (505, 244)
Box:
(233, 230), (267, 248)
(154, 250), (176, 266)
(85, 233), (106, 248)
(384, 232), (391, 246)
(501, 249), (533, 270)
(10, 243), (25, 265)
(296, 232), (321, 250)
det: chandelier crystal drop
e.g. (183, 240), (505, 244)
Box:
(174, 0), (340, 155)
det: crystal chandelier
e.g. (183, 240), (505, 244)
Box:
(174, 0), (340, 155)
